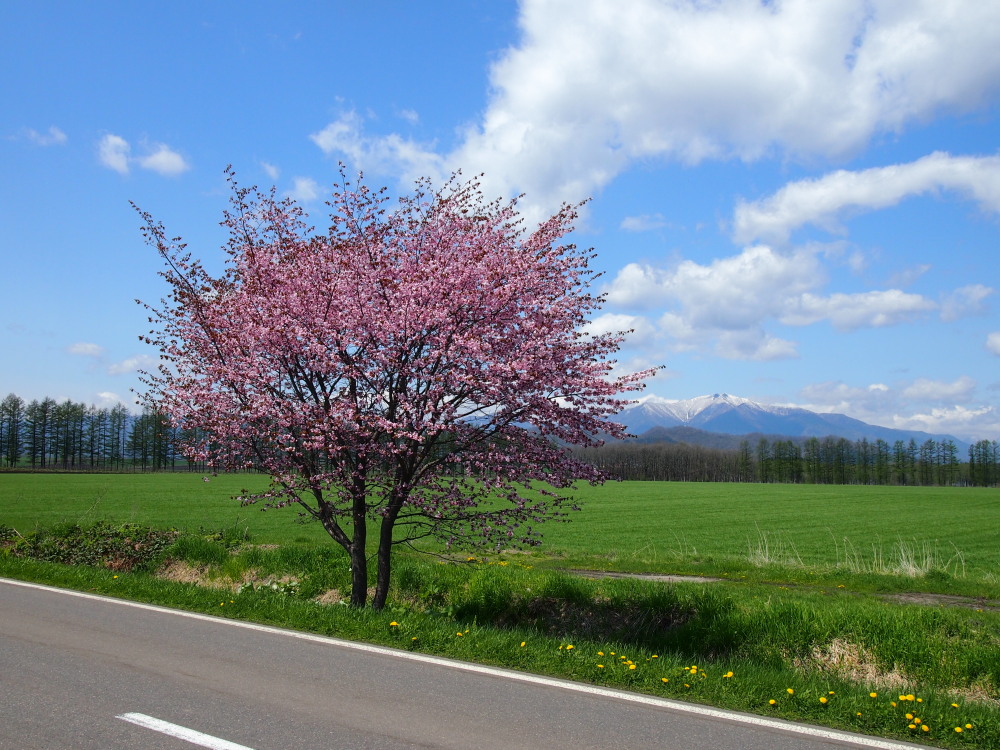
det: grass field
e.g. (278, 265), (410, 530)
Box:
(2, 472), (999, 748)
(2, 473), (997, 594)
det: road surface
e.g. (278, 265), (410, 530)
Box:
(0, 578), (924, 749)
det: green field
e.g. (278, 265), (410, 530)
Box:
(2, 472), (999, 748)
(2, 474), (997, 592)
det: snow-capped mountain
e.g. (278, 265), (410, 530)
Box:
(615, 393), (967, 448)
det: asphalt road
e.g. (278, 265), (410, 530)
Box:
(0, 578), (924, 750)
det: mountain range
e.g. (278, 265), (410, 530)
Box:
(614, 393), (968, 450)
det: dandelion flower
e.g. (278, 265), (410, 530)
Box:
(828, 691), (835, 695)
(389, 621), (398, 627)
(769, 699), (776, 705)
(456, 632), (463, 637)
(870, 692), (878, 698)
(891, 702), (897, 707)
(908, 724), (916, 730)
(597, 664), (604, 669)
(786, 688), (795, 695)
(819, 697), (828, 704)
(566, 645), (574, 650)
(951, 703), (959, 708)
(966, 724), (973, 729)
(520, 642), (526, 647)
(661, 678), (669, 684)
(723, 672), (734, 678)
(856, 713), (862, 717)
(629, 664), (636, 670)
(411, 637), (417, 641)
(598, 651), (604, 656)
(652, 655), (659, 659)
(955, 727), (963, 733)
(906, 714), (913, 720)
(921, 726), (929, 733)
(906, 694), (915, 701)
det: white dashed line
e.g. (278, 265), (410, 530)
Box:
(117, 712), (256, 750)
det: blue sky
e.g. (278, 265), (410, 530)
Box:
(3, 0), (999, 442)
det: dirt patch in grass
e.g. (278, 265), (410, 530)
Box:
(879, 592), (1000, 612)
(564, 569), (723, 584)
(793, 637), (910, 690)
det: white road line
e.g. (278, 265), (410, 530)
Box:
(6, 578), (920, 750)
(117, 712), (255, 750)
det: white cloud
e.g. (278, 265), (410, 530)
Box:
(797, 379), (997, 441)
(583, 312), (656, 346)
(986, 331), (1000, 355)
(902, 376), (977, 403)
(136, 143), (190, 176)
(308, 2), (1000, 223)
(67, 342), (105, 358)
(25, 126), (67, 146)
(734, 152), (1000, 244)
(310, 111), (444, 186)
(287, 176), (321, 202)
(94, 391), (128, 409)
(939, 284), (994, 322)
(97, 134), (190, 176)
(780, 289), (936, 331)
(260, 161), (280, 180)
(98, 134), (131, 174)
(108, 355), (156, 375)
(620, 213), (668, 232)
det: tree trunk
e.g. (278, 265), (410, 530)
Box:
(371, 514), (398, 611)
(349, 488), (368, 607)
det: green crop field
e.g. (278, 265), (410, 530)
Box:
(3, 472), (999, 747)
(2, 473), (997, 593)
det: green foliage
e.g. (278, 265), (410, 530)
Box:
(10, 521), (177, 572)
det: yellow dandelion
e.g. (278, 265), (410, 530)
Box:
(891, 702), (897, 707)
(921, 726), (929, 733)
(786, 688), (795, 695)
(598, 651), (604, 656)
(411, 637), (417, 641)
(951, 703), (960, 708)
(609, 651), (615, 655)
(914, 718), (921, 725)
(456, 632), (463, 637)
(906, 694), (915, 701)
(597, 664), (604, 669)
(629, 664), (636, 670)
(113, 575), (118, 579)
(566, 645), (574, 650)
(828, 691), (835, 695)
(856, 713), (862, 717)
(389, 621), (398, 627)
(819, 697), (828, 704)
(769, 699), (777, 705)
(652, 655), (659, 659)
(966, 724), (973, 729)
(870, 692), (878, 698)
(723, 671), (734, 678)
(906, 713), (913, 720)
(908, 724), (916, 730)
(684, 683), (690, 688)
(955, 727), (963, 733)
(661, 678), (669, 683)
(899, 695), (907, 701)
(520, 641), (526, 647)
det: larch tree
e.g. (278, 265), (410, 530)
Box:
(136, 169), (657, 609)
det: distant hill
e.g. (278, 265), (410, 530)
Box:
(616, 393), (969, 451)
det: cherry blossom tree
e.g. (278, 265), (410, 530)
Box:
(136, 169), (656, 609)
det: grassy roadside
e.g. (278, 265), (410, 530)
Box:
(1, 526), (997, 749)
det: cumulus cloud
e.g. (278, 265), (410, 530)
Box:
(287, 176), (321, 202)
(310, 111), (443, 186)
(797, 378), (997, 440)
(97, 134), (190, 176)
(583, 312), (656, 346)
(734, 152), (1000, 244)
(108, 355), (157, 375)
(939, 284), (994, 322)
(780, 289), (936, 330)
(98, 134), (131, 174)
(67, 342), (105, 358)
(312, 1), (1000, 218)
(902, 376), (977, 403)
(25, 126), (67, 146)
(603, 243), (946, 358)
(136, 143), (191, 176)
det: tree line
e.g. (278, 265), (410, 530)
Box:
(573, 435), (1000, 487)
(3, 391), (997, 487)
(0, 393), (196, 471)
